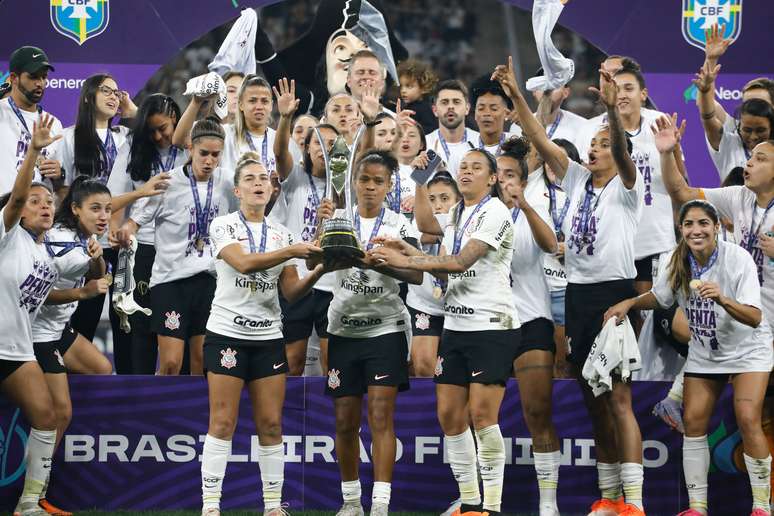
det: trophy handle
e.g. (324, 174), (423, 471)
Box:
(313, 126), (331, 199)
(345, 124), (368, 224)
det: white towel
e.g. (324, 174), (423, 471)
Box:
(582, 316), (641, 397)
(208, 8), (257, 77)
(112, 236), (152, 334)
(183, 72), (229, 120)
(525, 0), (575, 92)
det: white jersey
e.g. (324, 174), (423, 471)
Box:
(132, 165), (237, 287)
(405, 214), (449, 317)
(32, 226), (91, 343)
(327, 208), (415, 338)
(541, 109), (590, 152)
(0, 211), (58, 361)
(559, 160), (644, 284)
(582, 108), (674, 259)
(652, 241), (773, 374)
(206, 212), (294, 340)
(426, 128), (480, 177)
(441, 197), (519, 331)
(477, 130), (523, 156)
(53, 125), (129, 185)
(524, 167), (568, 291)
(706, 127), (747, 182)
(221, 125), (301, 175)
(0, 98), (63, 194)
(109, 140), (189, 245)
(703, 185), (774, 325)
(510, 209), (552, 324)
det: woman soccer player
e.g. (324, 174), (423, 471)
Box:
(606, 200), (773, 515)
(199, 152), (330, 516)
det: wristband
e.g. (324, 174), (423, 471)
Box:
(701, 110), (716, 120)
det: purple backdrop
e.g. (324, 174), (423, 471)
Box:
(0, 377), (755, 514)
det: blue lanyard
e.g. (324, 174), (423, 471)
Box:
(689, 247), (719, 279)
(307, 173), (325, 210)
(546, 110), (563, 139)
(452, 195), (491, 254)
(548, 183), (570, 234)
(511, 206), (521, 222)
(578, 176), (614, 236)
(238, 211), (268, 253)
(8, 97), (42, 136)
(246, 130), (269, 167)
(354, 208), (385, 251)
(745, 198), (774, 253)
(478, 133), (506, 155)
(438, 129), (467, 162)
(187, 167), (214, 240)
(96, 129), (118, 183)
(386, 170), (402, 213)
(44, 234), (87, 258)
(155, 146), (179, 174)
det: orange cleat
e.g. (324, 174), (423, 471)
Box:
(587, 497), (626, 515)
(618, 503), (646, 516)
(450, 509), (490, 516)
(38, 498), (72, 516)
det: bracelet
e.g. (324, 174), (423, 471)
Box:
(364, 119), (381, 128)
(701, 110), (716, 120)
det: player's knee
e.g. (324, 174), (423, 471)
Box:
(368, 399), (394, 433)
(209, 417), (237, 440)
(522, 400), (551, 430)
(93, 356), (113, 375)
(736, 408), (763, 438)
(53, 399), (72, 431)
(158, 358), (181, 375)
(257, 417), (282, 441)
(29, 404), (57, 431)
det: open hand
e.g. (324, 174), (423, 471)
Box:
(273, 77), (300, 118)
(31, 114), (62, 151)
(588, 68), (618, 108)
(705, 23), (733, 62)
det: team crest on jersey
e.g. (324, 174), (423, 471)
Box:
(50, 0), (110, 46)
(327, 368), (341, 389)
(220, 347), (238, 369)
(54, 350), (65, 367)
(434, 357), (444, 377)
(164, 311), (181, 331)
(415, 312), (431, 331)
(682, 0), (743, 51)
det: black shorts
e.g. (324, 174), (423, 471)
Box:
(434, 328), (520, 386)
(515, 317), (555, 360)
(0, 359), (27, 384)
(326, 331), (410, 397)
(204, 332), (288, 381)
(634, 254), (658, 282)
(408, 306), (444, 337)
(151, 273), (216, 339)
(685, 371), (731, 383)
(653, 303), (689, 358)
(565, 279), (636, 367)
(280, 288), (333, 342)
(33, 340), (67, 374)
(58, 324), (78, 355)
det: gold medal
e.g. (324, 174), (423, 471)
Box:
(195, 238), (205, 252)
(104, 272), (113, 286)
(432, 286), (443, 299)
(689, 279), (703, 290)
(250, 279), (257, 294)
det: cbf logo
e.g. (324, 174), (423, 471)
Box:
(0, 409), (29, 487)
(50, 0), (110, 46)
(682, 0), (743, 51)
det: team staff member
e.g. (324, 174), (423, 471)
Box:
(130, 118), (236, 375)
(373, 148), (519, 516)
(606, 200), (773, 515)
(0, 115), (61, 516)
(313, 151), (422, 516)
(200, 153), (329, 516)
(494, 57), (647, 516)
(425, 80), (480, 177)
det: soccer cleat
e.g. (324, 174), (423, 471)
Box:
(450, 509), (490, 516)
(201, 508), (220, 516)
(750, 509), (770, 516)
(370, 502), (389, 516)
(441, 499), (462, 516)
(588, 497), (626, 516)
(38, 498), (72, 516)
(13, 501), (49, 516)
(618, 504), (646, 516)
(676, 510), (705, 515)
(336, 501), (365, 516)
(653, 396), (685, 433)
(264, 506), (291, 516)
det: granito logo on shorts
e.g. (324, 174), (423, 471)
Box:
(444, 304), (475, 315)
(164, 311), (181, 331)
(233, 315), (272, 329)
(340, 316), (382, 327)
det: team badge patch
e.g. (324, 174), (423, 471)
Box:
(327, 368), (341, 389)
(51, 0), (110, 46)
(682, 0), (743, 51)
(415, 312), (431, 331)
(434, 357), (444, 377)
(164, 311), (181, 331)
(220, 347), (238, 369)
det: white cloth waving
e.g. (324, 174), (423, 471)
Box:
(582, 316), (641, 397)
(525, 0), (575, 92)
(183, 72), (229, 120)
(112, 236), (152, 333)
(208, 8), (257, 77)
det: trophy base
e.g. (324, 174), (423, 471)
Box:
(319, 217), (363, 265)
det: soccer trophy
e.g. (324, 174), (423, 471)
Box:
(316, 124), (367, 264)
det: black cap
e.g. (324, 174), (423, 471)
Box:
(9, 46), (55, 75)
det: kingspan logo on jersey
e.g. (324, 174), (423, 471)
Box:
(50, 0), (110, 46)
(682, 0), (742, 52)
(0, 409), (29, 487)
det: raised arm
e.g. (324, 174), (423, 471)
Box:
(512, 185), (557, 253)
(411, 153), (444, 236)
(693, 61), (724, 151)
(591, 69), (637, 189)
(653, 114), (702, 206)
(703, 23), (734, 126)
(110, 172), (171, 212)
(492, 56), (569, 178)
(172, 95), (210, 148)
(273, 78), (300, 181)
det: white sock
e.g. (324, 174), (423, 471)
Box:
(668, 368), (685, 401)
(40, 473), (50, 500)
(534, 450), (560, 514)
(682, 435), (709, 514)
(342, 479), (362, 504)
(620, 462), (644, 510)
(258, 443), (284, 510)
(475, 425), (505, 512)
(596, 462), (622, 500)
(372, 481), (391, 506)
(744, 453), (772, 512)
(201, 434), (231, 510)
(445, 429), (481, 506)
(19, 428), (56, 504)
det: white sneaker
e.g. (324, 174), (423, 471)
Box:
(336, 501), (365, 516)
(201, 507), (221, 516)
(265, 504), (291, 516)
(370, 502), (389, 516)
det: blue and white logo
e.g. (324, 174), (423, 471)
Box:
(682, 0), (743, 51)
(50, 0), (110, 46)
(0, 409), (28, 487)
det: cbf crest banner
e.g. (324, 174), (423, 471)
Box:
(50, 0), (110, 46)
(682, 0), (743, 51)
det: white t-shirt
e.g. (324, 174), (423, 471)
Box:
(652, 241), (773, 373)
(327, 208), (415, 338)
(706, 127), (748, 182)
(559, 160), (644, 284)
(206, 212), (294, 341)
(441, 197), (519, 331)
(0, 98), (63, 194)
(703, 185), (774, 325)
(221, 125), (302, 175)
(0, 211), (58, 361)
(581, 109), (675, 259)
(53, 125), (129, 185)
(32, 226), (91, 343)
(426, 128), (480, 177)
(510, 209), (552, 323)
(132, 165), (237, 287)
(541, 109), (590, 152)
(107, 139), (189, 245)
(524, 167), (568, 291)
(405, 214), (449, 317)
(477, 130), (523, 156)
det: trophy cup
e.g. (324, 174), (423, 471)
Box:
(316, 124), (367, 264)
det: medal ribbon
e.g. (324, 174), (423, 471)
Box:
(452, 195), (491, 254)
(354, 208), (385, 251)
